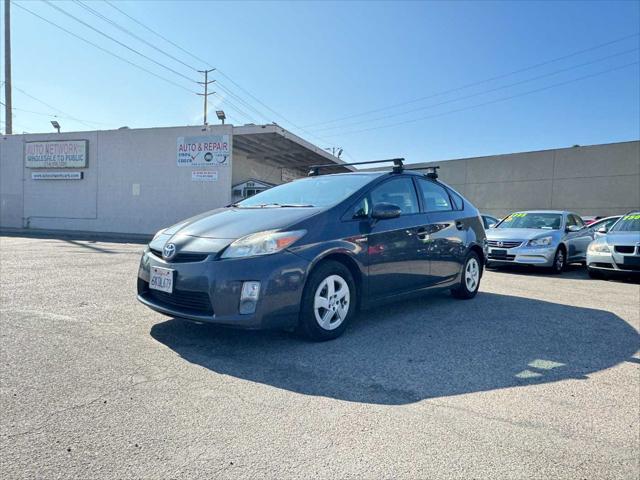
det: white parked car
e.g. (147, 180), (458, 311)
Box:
(587, 212), (640, 279)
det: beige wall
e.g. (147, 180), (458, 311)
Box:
(409, 141), (640, 218)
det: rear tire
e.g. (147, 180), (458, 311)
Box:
(451, 251), (482, 299)
(297, 260), (356, 341)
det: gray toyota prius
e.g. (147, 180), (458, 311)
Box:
(137, 162), (487, 340)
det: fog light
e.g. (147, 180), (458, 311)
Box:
(239, 281), (260, 314)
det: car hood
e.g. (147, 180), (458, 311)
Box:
(486, 228), (560, 241)
(150, 206), (322, 253)
(604, 231), (640, 245)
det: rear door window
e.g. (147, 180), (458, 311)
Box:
(416, 179), (453, 212)
(448, 189), (464, 211)
(369, 178), (419, 215)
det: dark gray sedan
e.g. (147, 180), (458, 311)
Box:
(137, 168), (486, 340)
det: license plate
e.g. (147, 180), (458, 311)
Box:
(491, 249), (507, 256)
(622, 256), (640, 266)
(149, 266), (174, 293)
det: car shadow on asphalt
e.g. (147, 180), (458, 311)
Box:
(149, 292), (640, 405)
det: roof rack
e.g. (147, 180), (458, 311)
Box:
(308, 158), (405, 176)
(405, 165), (440, 179)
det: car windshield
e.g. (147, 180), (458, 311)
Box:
(235, 174), (376, 208)
(497, 212), (563, 230)
(610, 213), (640, 232)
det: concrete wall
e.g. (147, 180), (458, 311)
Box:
(1, 125), (234, 234)
(411, 141), (640, 218)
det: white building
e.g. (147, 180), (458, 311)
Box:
(0, 124), (348, 235)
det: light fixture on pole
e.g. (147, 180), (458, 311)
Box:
(50, 120), (60, 133)
(324, 146), (343, 158)
(216, 110), (226, 125)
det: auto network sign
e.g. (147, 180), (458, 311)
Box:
(25, 140), (88, 168)
(176, 135), (231, 167)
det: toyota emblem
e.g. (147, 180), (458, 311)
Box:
(163, 243), (176, 260)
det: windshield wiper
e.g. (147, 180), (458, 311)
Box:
(243, 203), (315, 208)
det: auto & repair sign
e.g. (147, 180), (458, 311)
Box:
(177, 135), (231, 167)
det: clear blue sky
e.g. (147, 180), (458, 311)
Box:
(3, 0), (639, 163)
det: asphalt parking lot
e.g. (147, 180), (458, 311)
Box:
(0, 235), (638, 479)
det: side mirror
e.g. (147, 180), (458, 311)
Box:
(371, 203), (401, 221)
(487, 223), (497, 229)
(597, 226), (607, 234)
(566, 225), (581, 233)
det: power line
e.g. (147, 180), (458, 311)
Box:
(12, 2), (197, 94)
(211, 93), (257, 123)
(311, 48), (640, 133)
(72, 0), (199, 72)
(104, 0), (209, 67)
(322, 61), (639, 138)
(43, 0), (196, 84)
(215, 81), (273, 123)
(103, 0), (318, 137)
(15, 1), (260, 127)
(12, 85), (108, 127)
(9, 105), (96, 123)
(303, 32), (640, 129)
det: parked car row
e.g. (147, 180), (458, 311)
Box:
(483, 210), (639, 278)
(136, 159), (636, 341)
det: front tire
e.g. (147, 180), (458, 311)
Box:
(297, 260), (356, 341)
(550, 247), (566, 274)
(451, 252), (482, 299)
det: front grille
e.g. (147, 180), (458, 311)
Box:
(150, 248), (209, 263)
(141, 281), (213, 315)
(488, 253), (516, 261)
(487, 240), (522, 248)
(614, 245), (636, 254)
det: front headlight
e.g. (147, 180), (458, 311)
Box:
(221, 230), (306, 259)
(152, 228), (167, 241)
(527, 235), (553, 247)
(588, 242), (610, 253)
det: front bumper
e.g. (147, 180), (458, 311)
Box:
(587, 250), (640, 274)
(487, 244), (556, 267)
(137, 247), (310, 329)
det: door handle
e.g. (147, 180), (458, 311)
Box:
(455, 221), (464, 230)
(416, 227), (430, 240)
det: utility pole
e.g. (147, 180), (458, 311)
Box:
(197, 69), (215, 125)
(4, 0), (12, 135)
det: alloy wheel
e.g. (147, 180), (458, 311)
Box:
(465, 257), (480, 292)
(313, 274), (350, 330)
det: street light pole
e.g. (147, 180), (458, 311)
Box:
(4, 0), (13, 135)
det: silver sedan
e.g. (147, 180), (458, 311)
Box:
(587, 212), (640, 278)
(486, 210), (594, 273)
